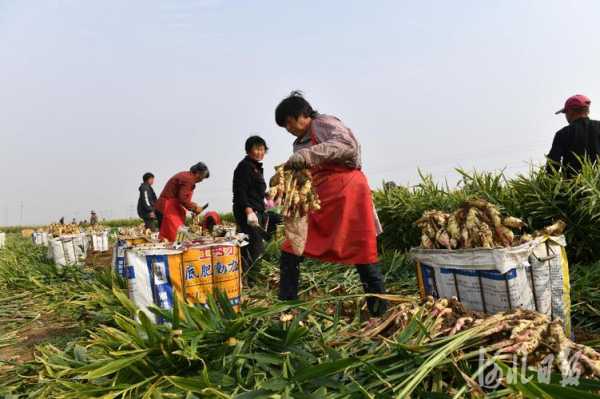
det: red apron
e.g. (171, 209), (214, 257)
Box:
(158, 198), (187, 242)
(282, 136), (379, 265)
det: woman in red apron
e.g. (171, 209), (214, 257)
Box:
(155, 162), (210, 242)
(274, 91), (388, 316)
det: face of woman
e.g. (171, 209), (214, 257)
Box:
(248, 145), (266, 162)
(285, 115), (312, 137)
(193, 173), (207, 183)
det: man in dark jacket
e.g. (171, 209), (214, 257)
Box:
(233, 136), (268, 285)
(137, 172), (160, 230)
(547, 94), (600, 177)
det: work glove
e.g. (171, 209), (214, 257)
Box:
(247, 211), (260, 227)
(286, 153), (307, 170)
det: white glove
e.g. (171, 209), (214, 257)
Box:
(247, 211), (259, 227)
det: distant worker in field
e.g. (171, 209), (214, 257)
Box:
(202, 211), (222, 233)
(71, 217), (76, 225)
(274, 91), (388, 316)
(155, 162), (210, 242)
(547, 94), (600, 177)
(90, 211), (98, 225)
(137, 172), (160, 231)
(59, 217), (65, 225)
(233, 135), (269, 285)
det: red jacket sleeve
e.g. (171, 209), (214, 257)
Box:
(178, 178), (197, 211)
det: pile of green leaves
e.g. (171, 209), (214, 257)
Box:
(570, 262), (600, 337)
(11, 290), (600, 398)
(0, 235), (128, 396)
(3, 213), (600, 397)
(0, 235), (127, 327)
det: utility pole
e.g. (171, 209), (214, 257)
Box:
(20, 201), (24, 225)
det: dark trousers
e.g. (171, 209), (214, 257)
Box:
(278, 251), (389, 316)
(236, 211), (266, 284)
(265, 211), (282, 240)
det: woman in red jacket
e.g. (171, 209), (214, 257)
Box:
(274, 91), (387, 316)
(155, 162), (209, 242)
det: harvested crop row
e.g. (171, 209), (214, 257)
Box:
(116, 224), (154, 240)
(85, 224), (109, 234)
(48, 223), (80, 236)
(361, 296), (600, 379)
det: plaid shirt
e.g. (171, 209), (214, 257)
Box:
(293, 114), (362, 169)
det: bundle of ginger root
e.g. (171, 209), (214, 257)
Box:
(268, 165), (321, 218)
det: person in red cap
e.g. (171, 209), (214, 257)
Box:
(547, 94), (600, 177)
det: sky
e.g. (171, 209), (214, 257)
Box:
(2, 0), (600, 226)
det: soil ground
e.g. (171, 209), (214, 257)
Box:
(0, 313), (80, 374)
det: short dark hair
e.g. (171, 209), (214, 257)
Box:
(143, 172), (154, 182)
(245, 135), (268, 153)
(275, 90), (318, 127)
(190, 162), (210, 178)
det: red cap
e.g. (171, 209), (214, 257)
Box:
(555, 94), (591, 114)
